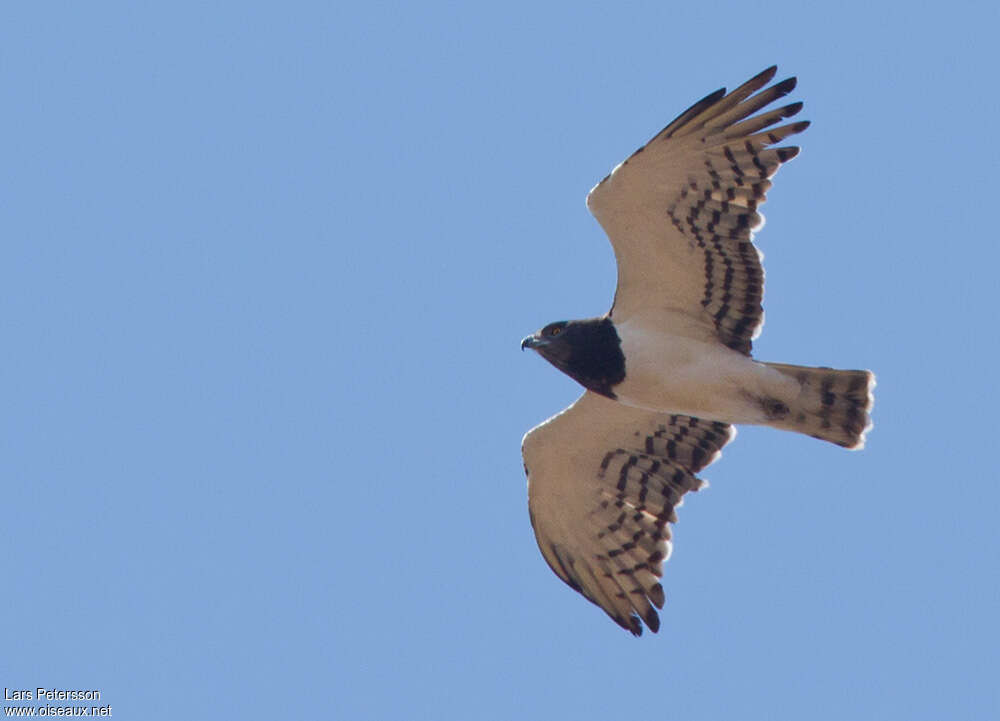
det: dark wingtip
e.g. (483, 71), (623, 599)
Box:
(704, 87), (728, 105)
(628, 616), (643, 636)
(755, 65), (779, 84)
(783, 101), (804, 118)
(644, 608), (661, 634)
(772, 76), (798, 97)
(649, 582), (665, 609)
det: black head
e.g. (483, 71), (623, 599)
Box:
(521, 317), (625, 398)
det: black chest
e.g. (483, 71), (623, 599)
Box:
(556, 318), (626, 398)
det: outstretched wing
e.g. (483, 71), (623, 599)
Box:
(522, 391), (735, 635)
(587, 66), (808, 355)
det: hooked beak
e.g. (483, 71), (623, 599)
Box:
(521, 334), (544, 351)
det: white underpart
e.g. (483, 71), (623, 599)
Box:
(613, 316), (798, 424)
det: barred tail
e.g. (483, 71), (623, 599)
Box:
(763, 362), (875, 449)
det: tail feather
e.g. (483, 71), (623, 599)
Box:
(763, 362), (875, 449)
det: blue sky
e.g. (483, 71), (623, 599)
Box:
(3, 2), (998, 719)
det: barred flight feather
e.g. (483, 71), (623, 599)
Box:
(524, 393), (734, 635)
(588, 67), (808, 354)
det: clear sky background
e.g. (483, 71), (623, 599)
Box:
(3, 2), (998, 719)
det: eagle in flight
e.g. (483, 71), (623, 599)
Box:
(520, 67), (874, 636)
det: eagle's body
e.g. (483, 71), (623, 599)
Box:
(520, 67), (875, 636)
(613, 316), (790, 423)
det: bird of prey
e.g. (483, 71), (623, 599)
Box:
(520, 67), (874, 636)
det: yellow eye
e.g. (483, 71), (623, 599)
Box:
(550, 326), (561, 336)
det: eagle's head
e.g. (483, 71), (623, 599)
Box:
(521, 316), (626, 399)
